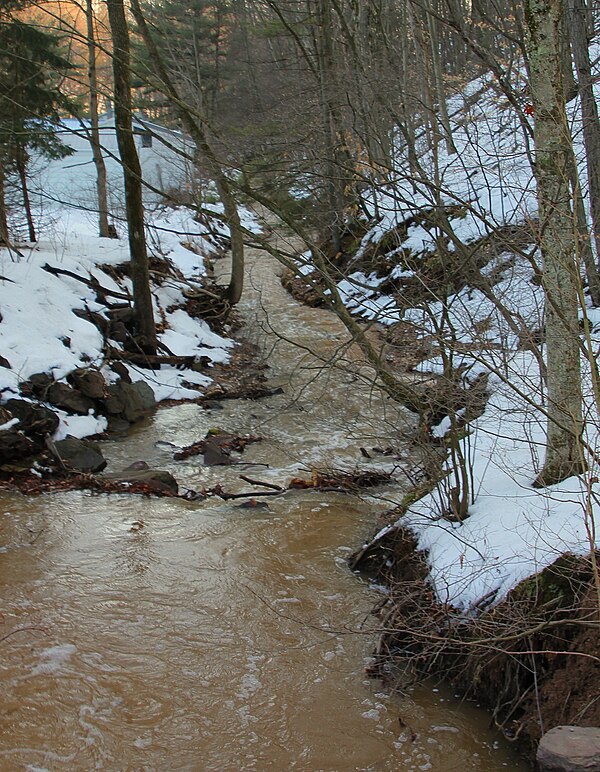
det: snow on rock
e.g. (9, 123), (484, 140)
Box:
(0, 123), (257, 443)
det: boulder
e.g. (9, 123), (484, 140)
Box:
(537, 726), (600, 771)
(19, 372), (53, 399)
(4, 399), (59, 437)
(53, 436), (107, 473)
(106, 417), (131, 435)
(102, 384), (126, 415)
(117, 382), (146, 423)
(108, 320), (129, 343)
(101, 381), (153, 423)
(102, 467), (178, 494)
(107, 306), (135, 324)
(130, 381), (156, 411)
(110, 361), (132, 384)
(0, 355), (10, 369)
(47, 382), (95, 416)
(0, 429), (36, 464)
(68, 368), (107, 400)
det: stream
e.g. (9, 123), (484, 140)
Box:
(0, 231), (528, 770)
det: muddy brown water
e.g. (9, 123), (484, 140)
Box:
(0, 233), (528, 770)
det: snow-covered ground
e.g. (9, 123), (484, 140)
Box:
(0, 123), (256, 440)
(310, 75), (600, 609)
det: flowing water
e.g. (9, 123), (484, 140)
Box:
(0, 232), (528, 770)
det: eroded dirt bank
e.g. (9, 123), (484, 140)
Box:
(351, 503), (600, 765)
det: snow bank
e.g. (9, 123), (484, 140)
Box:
(0, 124), (257, 441)
(317, 73), (600, 608)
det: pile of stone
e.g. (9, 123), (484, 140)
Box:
(0, 365), (156, 473)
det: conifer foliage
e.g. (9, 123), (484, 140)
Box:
(0, 1), (74, 243)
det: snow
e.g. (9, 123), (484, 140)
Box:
(324, 72), (600, 608)
(0, 123), (256, 440)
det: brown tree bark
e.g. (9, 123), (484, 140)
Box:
(106, 0), (157, 353)
(0, 161), (9, 246)
(15, 145), (36, 242)
(570, 0), (600, 301)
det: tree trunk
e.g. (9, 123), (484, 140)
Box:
(0, 161), (9, 245)
(570, 0), (600, 294)
(525, 0), (585, 486)
(560, 0), (578, 101)
(106, 0), (157, 353)
(316, 0), (345, 255)
(426, 3), (457, 155)
(16, 144), (36, 242)
(129, 0), (245, 307)
(86, 0), (111, 238)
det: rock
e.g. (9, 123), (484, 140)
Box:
(102, 384), (126, 415)
(110, 361), (132, 384)
(537, 726), (600, 771)
(19, 372), (53, 399)
(202, 400), (224, 411)
(53, 436), (107, 473)
(108, 320), (129, 343)
(123, 460), (150, 471)
(47, 382), (95, 415)
(203, 441), (234, 466)
(101, 381), (148, 423)
(107, 306), (135, 324)
(117, 382), (146, 422)
(68, 368), (107, 400)
(130, 381), (156, 411)
(0, 429), (36, 464)
(0, 355), (10, 368)
(4, 399), (59, 437)
(73, 308), (110, 336)
(236, 499), (270, 509)
(106, 417), (131, 435)
(102, 468), (178, 494)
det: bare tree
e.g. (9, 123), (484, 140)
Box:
(570, 0), (600, 272)
(129, 0), (245, 308)
(524, 0), (585, 485)
(106, 0), (157, 353)
(86, 0), (112, 238)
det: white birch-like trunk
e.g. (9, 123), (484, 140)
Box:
(525, 0), (585, 485)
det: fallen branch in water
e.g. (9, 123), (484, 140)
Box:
(197, 385), (284, 403)
(174, 431), (263, 463)
(197, 466), (395, 502)
(0, 627), (49, 643)
(239, 475), (284, 491)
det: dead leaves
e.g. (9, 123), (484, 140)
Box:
(173, 429), (262, 465)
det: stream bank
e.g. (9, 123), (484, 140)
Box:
(0, 230), (527, 769)
(351, 524), (600, 765)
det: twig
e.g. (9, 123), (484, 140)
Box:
(239, 475), (284, 491)
(0, 627), (48, 643)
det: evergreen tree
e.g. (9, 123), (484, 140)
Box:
(0, 5), (74, 243)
